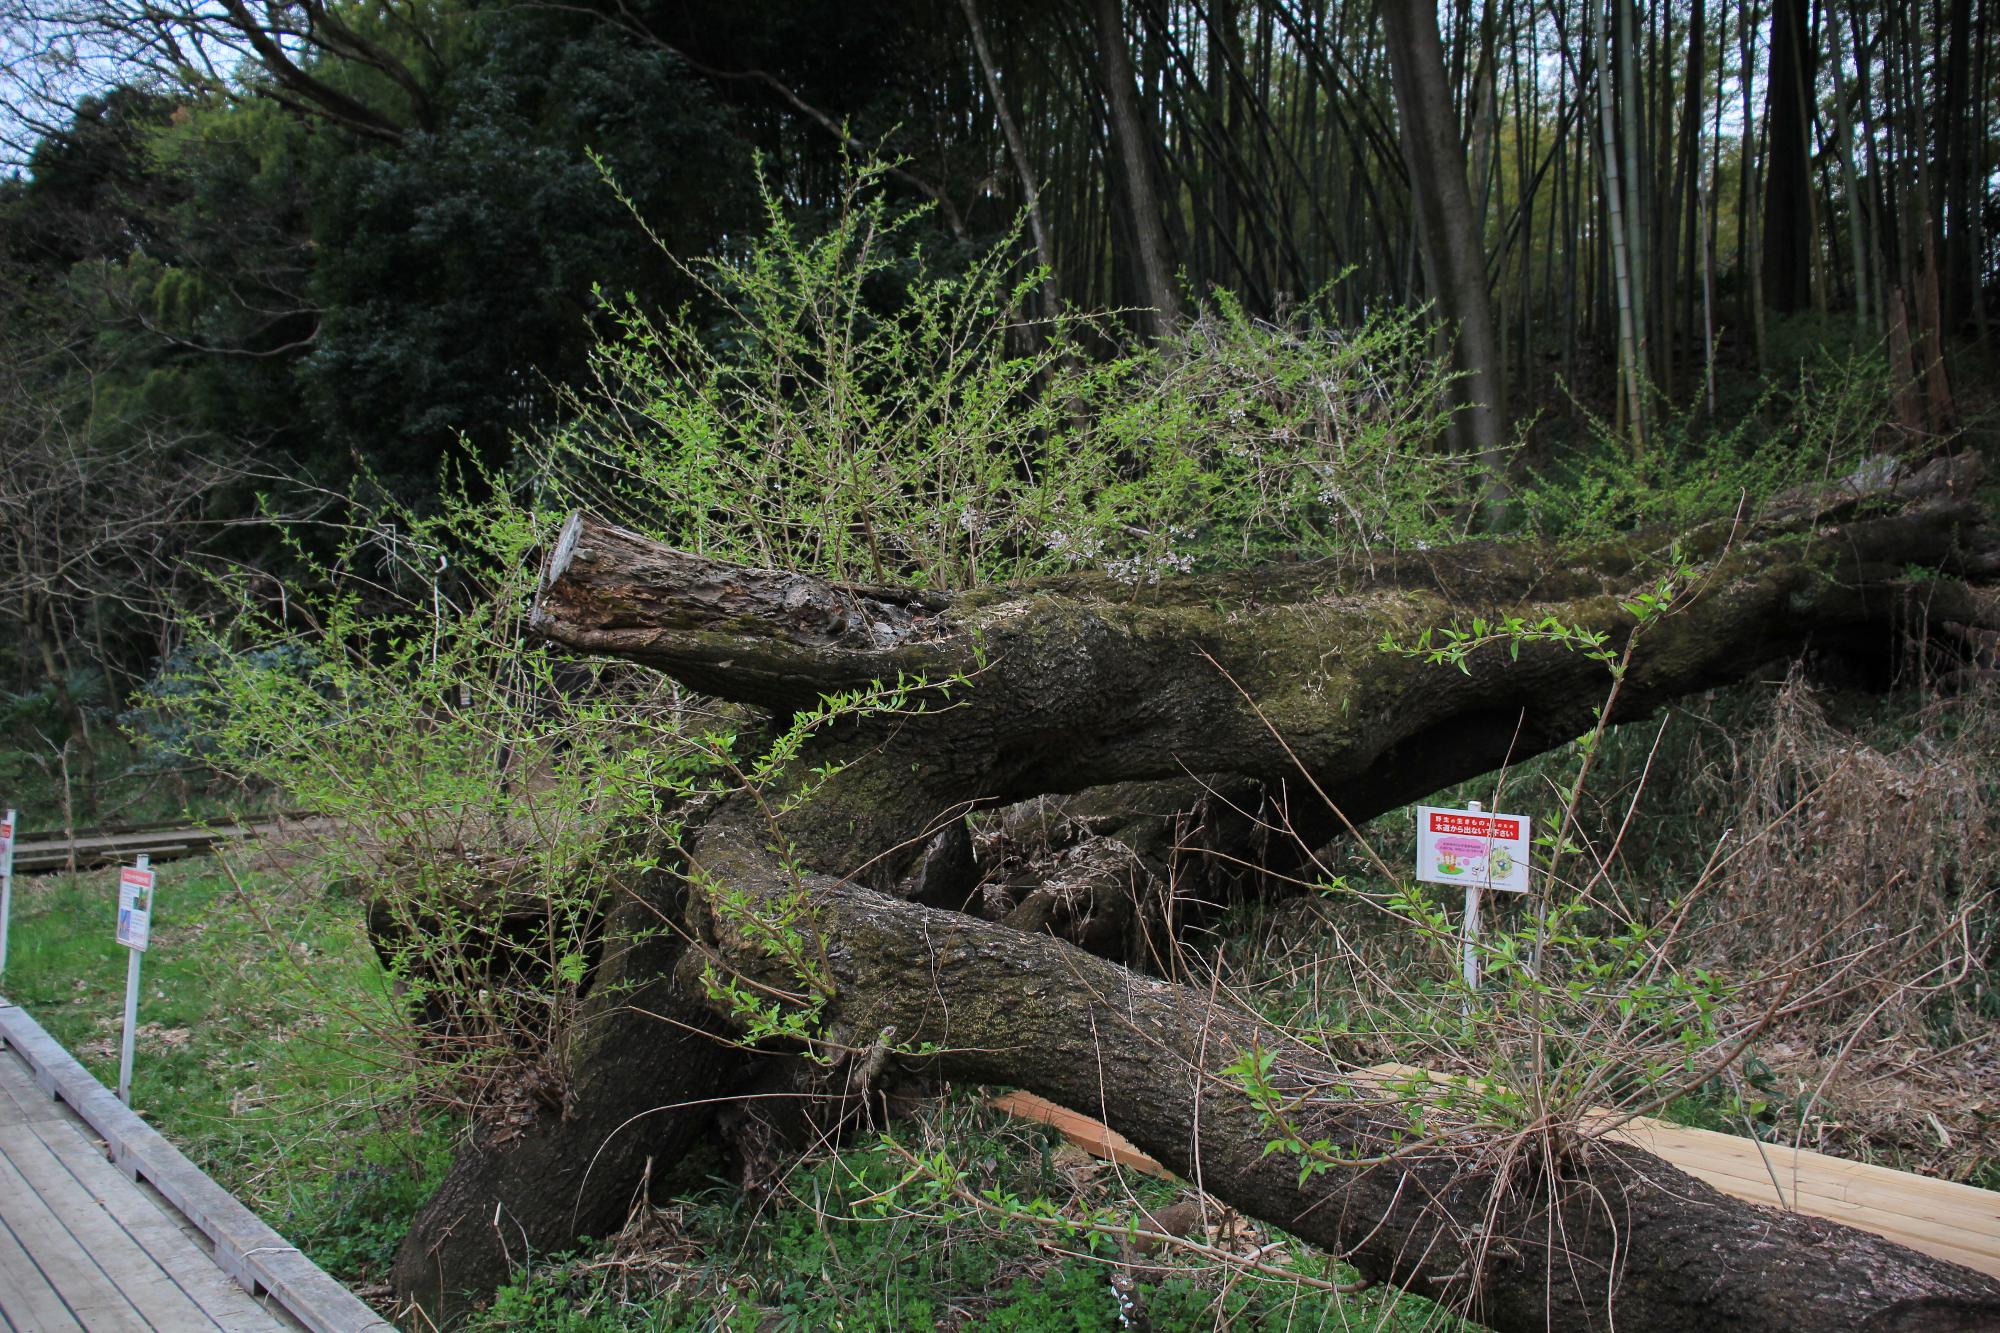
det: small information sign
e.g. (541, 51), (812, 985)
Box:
(0, 812), (12, 860)
(1415, 805), (1531, 893)
(117, 865), (155, 952)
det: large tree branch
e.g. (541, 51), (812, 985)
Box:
(533, 454), (1998, 853)
(686, 808), (2000, 1333)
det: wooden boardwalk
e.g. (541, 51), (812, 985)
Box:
(5, 817), (317, 877)
(0, 1005), (392, 1333)
(0, 1041), (296, 1331)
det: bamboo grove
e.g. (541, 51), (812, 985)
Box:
(0, 0), (1992, 505)
(867, 0), (1991, 453)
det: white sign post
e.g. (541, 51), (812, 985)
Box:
(116, 855), (155, 1104)
(1415, 801), (1531, 992)
(0, 808), (15, 981)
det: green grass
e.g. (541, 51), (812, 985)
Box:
(0, 852), (451, 1289)
(0, 851), (1471, 1332)
(461, 1104), (1468, 1333)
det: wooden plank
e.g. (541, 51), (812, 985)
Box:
(0, 1042), (64, 1123)
(19, 1144), (290, 1328)
(12, 813), (259, 843)
(0, 1005), (393, 1333)
(1606, 1117), (2000, 1235)
(0, 1040), (296, 1320)
(14, 841), (201, 874)
(1, 1079), (297, 1332)
(1633, 1117), (2000, 1212)
(988, 1091), (1170, 1177)
(0, 1147), (151, 1332)
(1357, 1063), (2000, 1276)
(1353, 1061), (2000, 1271)
(109, 1179), (304, 1333)
(0, 1212), (86, 1333)
(0, 1121), (228, 1331)
(7, 813), (331, 874)
(1601, 1127), (2000, 1274)
(12, 823), (240, 854)
(6, 817), (303, 874)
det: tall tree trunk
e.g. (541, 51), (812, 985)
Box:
(1830, 10), (1874, 332)
(1616, 0), (1653, 399)
(1763, 0), (1816, 313)
(1671, 0), (1707, 391)
(1887, 285), (1928, 433)
(1916, 209), (1959, 432)
(1380, 0), (1510, 514)
(1972, 0), (1994, 339)
(1846, 2), (1896, 342)
(1703, 0), (1725, 413)
(960, 0), (1063, 322)
(1089, 0), (1183, 337)
(1939, 0), (1976, 328)
(1594, 1), (1647, 454)
(1740, 0), (1768, 364)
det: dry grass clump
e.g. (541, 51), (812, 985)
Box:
(224, 800), (626, 1127)
(1686, 672), (1999, 1175)
(1212, 667), (1998, 1179)
(1703, 672), (1991, 1015)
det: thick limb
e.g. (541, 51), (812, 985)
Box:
(531, 455), (1999, 866)
(687, 806), (2000, 1333)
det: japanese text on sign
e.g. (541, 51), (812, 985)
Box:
(1415, 804), (1532, 893)
(1424, 811), (1522, 840)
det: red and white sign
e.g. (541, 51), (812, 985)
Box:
(0, 813), (13, 860)
(1416, 805), (1531, 893)
(117, 865), (155, 951)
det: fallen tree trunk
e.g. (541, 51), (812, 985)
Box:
(395, 453), (2000, 1330)
(528, 454), (1997, 857)
(686, 805), (2000, 1333)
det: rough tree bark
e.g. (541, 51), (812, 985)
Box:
(1761, 0), (1816, 315)
(1090, 0), (1183, 338)
(390, 867), (743, 1317)
(1381, 0), (1510, 507)
(394, 453), (2000, 1331)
